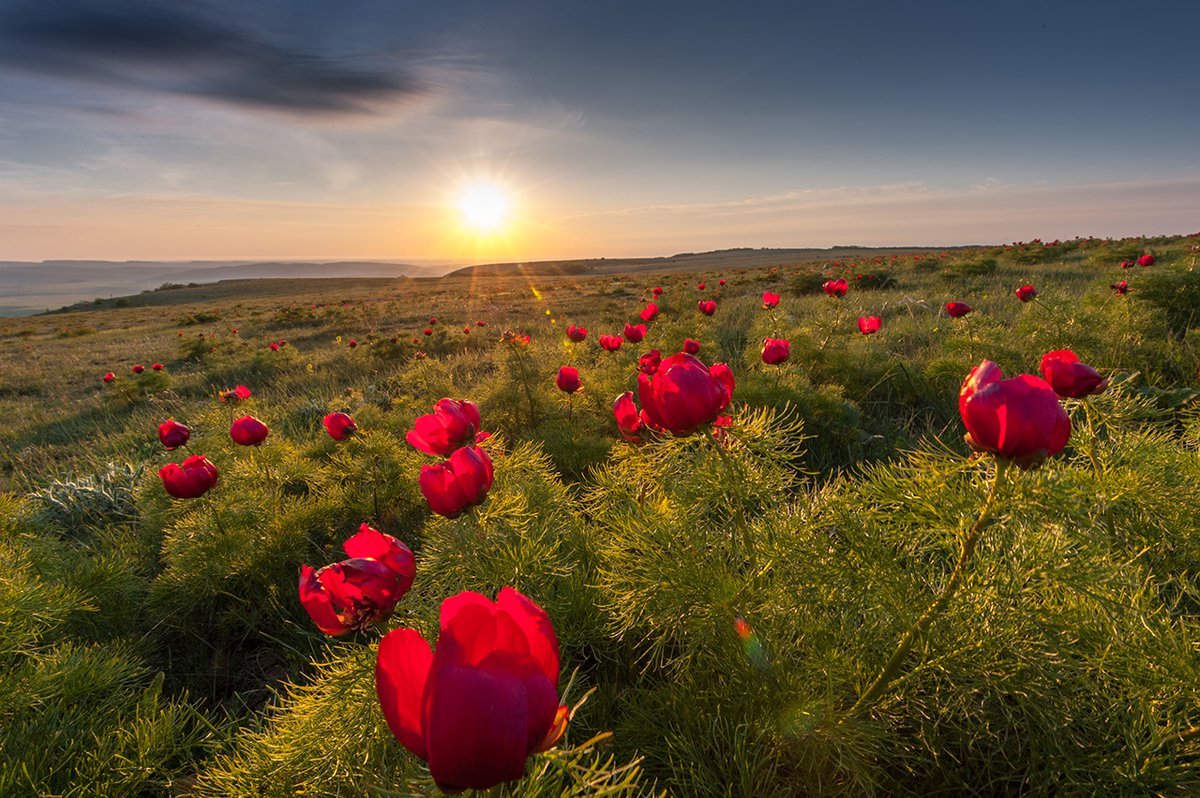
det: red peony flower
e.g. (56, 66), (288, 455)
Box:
(945, 301), (972, 318)
(323, 412), (357, 441)
(697, 282), (707, 290)
(375, 588), (569, 793)
(857, 315), (881, 335)
(761, 337), (790, 365)
(230, 416), (270, 446)
(599, 334), (623, 351)
(349, 339), (358, 347)
(566, 325), (588, 342)
(640, 302), (659, 323)
(159, 454), (218, 498)
(429, 317), (437, 325)
(761, 291), (780, 309)
(299, 524), (416, 636)
(683, 338), (701, 355)
(269, 343), (280, 351)
(407, 399), (482, 456)
(631, 352), (735, 436)
(103, 371), (115, 383)
(634, 349), (659, 375)
(1137, 254), (1156, 267)
(698, 300), (716, 316)
(613, 391), (649, 442)
(132, 364), (145, 374)
(652, 286), (663, 297)
(823, 278), (849, 297)
(152, 363), (164, 371)
(1015, 284), (1037, 302)
(423, 328), (433, 336)
(1110, 280), (1129, 296)
(158, 419), (191, 450)
(418, 445), (494, 518)
(959, 360), (1071, 469)
(623, 322), (647, 343)
(1120, 260), (1134, 269)
(718, 278), (726, 286)
(1039, 349), (1108, 398)
(555, 366), (582, 394)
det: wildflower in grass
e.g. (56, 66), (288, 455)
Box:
(230, 415), (270, 446)
(1120, 260), (1134, 269)
(683, 338), (701, 355)
(945, 301), (972, 318)
(158, 419), (190, 450)
(623, 322), (646, 343)
(566, 324), (588, 342)
(823, 278), (848, 297)
(959, 359), (1070, 470)
(476, 320), (486, 326)
(423, 328), (433, 336)
(419, 445), (494, 518)
(638, 349), (662, 374)
(640, 302), (659, 323)
(1137, 253), (1156, 267)
(429, 317), (437, 325)
(761, 291), (780, 309)
(158, 454), (218, 498)
(626, 352), (735, 436)
(102, 371), (115, 383)
(1015, 284), (1037, 302)
(132, 364), (145, 374)
(151, 363), (164, 371)
(698, 299), (716, 316)
(375, 588), (568, 793)
(718, 278), (726, 286)
(299, 523), (416, 636)
(599, 334), (623, 351)
(555, 366), (582, 394)
(1040, 349), (1108, 398)
(857, 315), (881, 335)
(269, 342), (279, 351)
(1111, 279), (1129, 295)
(219, 384), (252, 403)
(407, 399), (482, 456)
(501, 329), (530, 346)
(323, 412), (357, 441)
(613, 391), (649, 442)
(697, 281), (706, 290)
(652, 286), (663, 297)
(761, 337), (790, 365)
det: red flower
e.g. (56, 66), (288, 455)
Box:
(959, 360), (1071, 469)
(349, 339), (358, 347)
(158, 419), (190, 450)
(634, 352), (735, 435)
(652, 286), (663, 297)
(418, 446), (494, 518)
(477, 320), (486, 327)
(102, 371), (115, 383)
(761, 291), (780, 309)
(718, 278), (726, 286)
(697, 282), (707, 290)
(159, 454), (218, 498)
(1110, 280), (1129, 295)
(269, 342), (280, 351)
(132, 364), (145, 374)
(1137, 254), (1156, 267)
(407, 399), (483, 456)
(823, 278), (849, 297)
(375, 588), (568, 792)
(698, 300), (716, 316)
(230, 416), (270, 446)
(683, 338), (701, 355)
(945, 301), (972, 318)
(1120, 260), (1134, 269)
(1015, 284), (1037, 302)
(613, 391), (648, 442)
(1040, 349), (1108, 398)
(323, 412), (357, 441)
(152, 363), (164, 371)
(623, 322), (646, 343)
(429, 317), (438, 325)
(423, 328), (433, 336)
(857, 316), (881, 335)
(566, 325), (588, 342)
(640, 302), (659, 323)
(761, 337), (790, 365)
(638, 349), (662, 374)
(299, 524), (416, 636)
(219, 384), (252, 403)
(555, 366), (582, 394)
(463, 327), (470, 334)
(599, 334), (623, 351)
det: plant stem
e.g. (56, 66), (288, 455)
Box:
(205, 495), (228, 536)
(845, 459), (1009, 718)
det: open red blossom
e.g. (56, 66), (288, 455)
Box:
(1040, 349), (1108, 398)
(638, 349), (662, 374)
(761, 337), (790, 365)
(555, 366), (582, 394)
(698, 299), (716, 316)
(152, 363), (164, 371)
(566, 325), (588, 342)
(823, 278), (849, 297)
(407, 399), (483, 456)
(761, 291), (780, 309)
(959, 360), (1070, 469)
(613, 391), (651, 442)
(683, 338), (701, 355)
(697, 282), (707, 290)
(640, 302), (659, 323)
(299, 524), (415, 635)
(652, 286), (663, 297)
(945, 301), (972, 318)
(857, 316), (881, 335)
(376, 588), (568, 793)
(1111, 280), (1129, 295)
(158, 419), (191, 450)
(1137, 254), (1156, 267)
(718, 278), (726, 286)
(103, 371), (115, 383)
(323, 412), (357, 441)
(629, 352), (735, 436)
(599, 334), (623, 352)
(159, 454), (218, 498)
(477, 320), (486, 327)
(423, 328), (433, 336)
(230, 415), (270, 446)
(269, 343), (280, 351)
(418, 445), (494, 518)
(132, 364), (145, 374)
(1015, 284), (1038, 302)
(623, 322), (646, 343)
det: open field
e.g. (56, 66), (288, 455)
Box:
(3, 234), (1200, 796)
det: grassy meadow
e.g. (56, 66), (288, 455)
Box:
(3, 234), (1200, 796)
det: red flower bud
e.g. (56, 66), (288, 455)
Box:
(1137, 254), (1156, 267)
(158, 454), (218, 498)
(132, 364), (145, 374)
(629, 352), (735, 436)
(652, 286), (663, 296)
(102, 371), (115, 383)
(823, 278), (848, 297)
(623, 322), (646, 343)
(230, 415), (270, 446)
(323, 412), (358, 441)
(761, 337), (790, 365)
(407, 399), (482, 456)
(857, 315), (881, 335)
(152, 363), (164, 371)
(555, 366), (582, 394)
(1110, 280), (1129, 296)
(959, 360), (1071, 469)
(158, 419), (191, 450)
(683, 338), (701, 355)
(1039, 349), (1108, 398)
(418, 445), (494, 518)
(945, 301), (972, 318)
(638, 349), (662, 375)
(1015, 284), (1037, 302)
(566, 325), (588, 342)
(698, 299), (716, 316)
(299, 524), (415, 635)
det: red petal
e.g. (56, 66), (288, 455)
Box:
(376, 628), (433, 761)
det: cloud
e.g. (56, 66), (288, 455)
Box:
(0, 1), (420, 114)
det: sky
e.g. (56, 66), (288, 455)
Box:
(1, 0), (1198, 263)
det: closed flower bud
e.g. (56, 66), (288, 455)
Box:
(1040, 349), (1108, 398)
(761, 337), (790, 365)
(419, 445), (494, 518)
(555, 366), (582, 394)
(407, 399), (482, 456)
(159, 454), (218, 498)
(959, 360), (1070, 470)
(158, 419), (190, 450)
(230, 415), (270, 446)
(623, 322), (646, 343)
(323, 412), (357, 441)
(945, 301), (972, 318)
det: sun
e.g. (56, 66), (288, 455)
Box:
(456, 182), (510, 232)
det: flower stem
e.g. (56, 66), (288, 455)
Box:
(205, 495), (228, 536)
(845, 459), (1009, 718)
